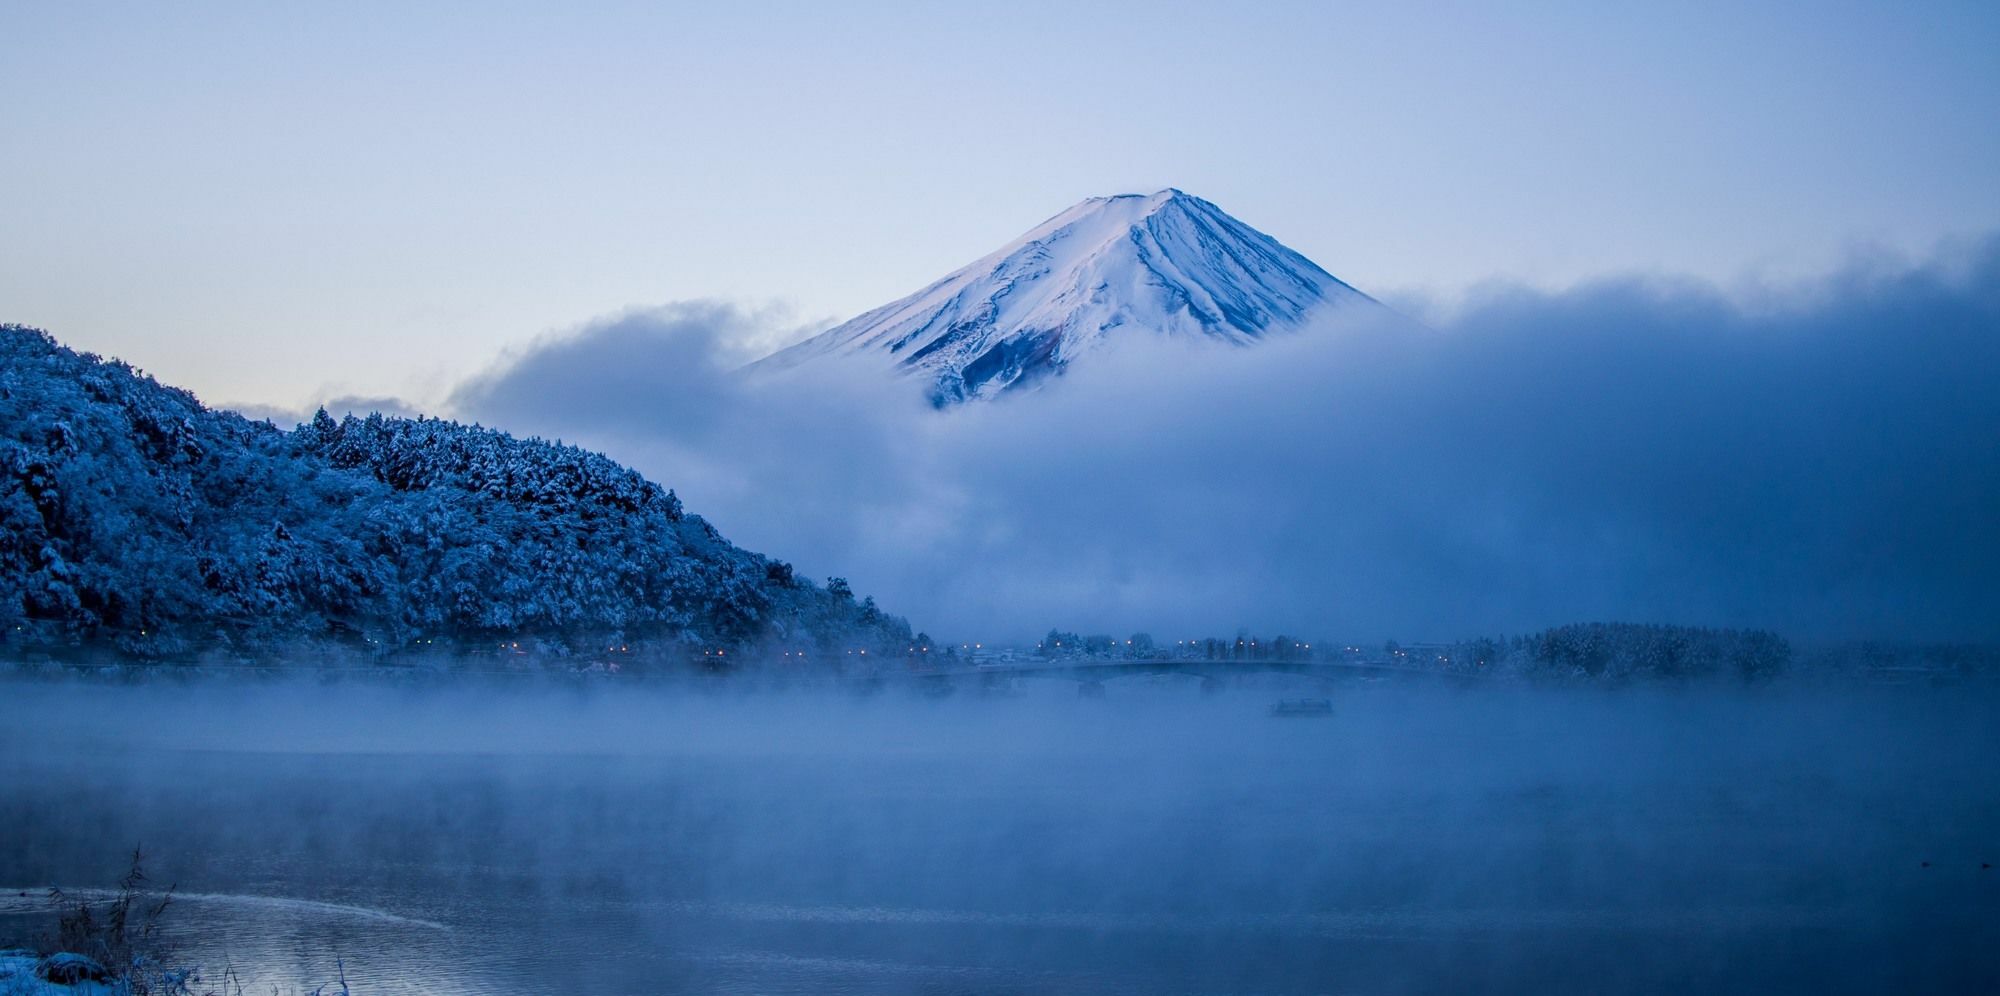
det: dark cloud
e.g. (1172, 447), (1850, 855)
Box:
(451, 238), (2000, 644)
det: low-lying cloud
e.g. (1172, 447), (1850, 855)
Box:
(450, 238), (2000, 644)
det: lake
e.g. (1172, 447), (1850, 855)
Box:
(2, 675), (1996, 993)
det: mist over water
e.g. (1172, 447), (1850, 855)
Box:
(4, 677), (1995, 994)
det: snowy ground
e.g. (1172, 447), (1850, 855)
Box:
(0, 952), (113, 996)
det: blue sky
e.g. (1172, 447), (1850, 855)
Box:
(4, 1), (1998, 408)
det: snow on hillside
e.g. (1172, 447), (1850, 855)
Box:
(751, 189), (1380, 405)
(0, 325), (912, 662)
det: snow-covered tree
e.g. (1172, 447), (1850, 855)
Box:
(0, 326), (912, 664)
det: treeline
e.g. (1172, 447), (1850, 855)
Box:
(0, 326), (911, 665)
(1447, 627), (2000, 684)
(1449, 623), (1791, 682)
(1033, 622), (1796, 683)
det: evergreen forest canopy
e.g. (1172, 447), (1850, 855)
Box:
(0, 326), (911, 665)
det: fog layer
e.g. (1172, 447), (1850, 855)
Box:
(3, 679), (1995, 994)
(450, 238), (2000, 642)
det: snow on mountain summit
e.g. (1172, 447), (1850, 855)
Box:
(752, 189), (1380, 405)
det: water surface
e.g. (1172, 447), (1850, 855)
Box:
(2, 677), (1995, 993)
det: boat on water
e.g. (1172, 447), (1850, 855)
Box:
(1270, 698), (1333, 717)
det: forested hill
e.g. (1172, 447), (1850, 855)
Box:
(0, 325), (910, 663)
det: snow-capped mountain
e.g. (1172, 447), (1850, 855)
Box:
(752, 189), (1379, 405)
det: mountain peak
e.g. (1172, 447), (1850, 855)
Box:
(754, 190), (1379, 405)
(1080, 187), (1189, 209)
(1018, 188), (1208, 250)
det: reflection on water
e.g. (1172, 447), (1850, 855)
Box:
(1, 677), (1996, 993)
